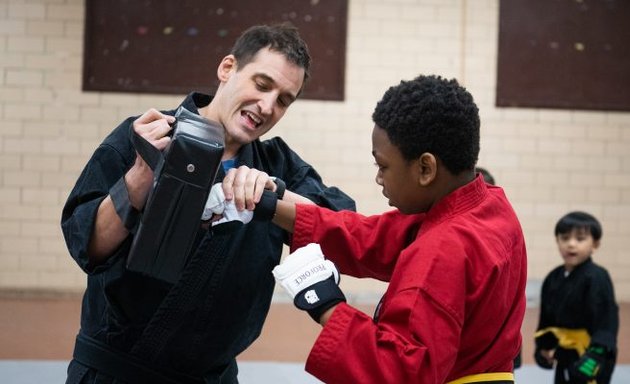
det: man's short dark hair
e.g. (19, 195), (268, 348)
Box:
(372, 75), (480, 175)
(555, 211), (603, 241)
(231, 23), (311, 84)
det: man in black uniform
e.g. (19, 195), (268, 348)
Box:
(61, 24), (355, 384)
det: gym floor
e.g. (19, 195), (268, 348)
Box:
(0, 292), (628, 383)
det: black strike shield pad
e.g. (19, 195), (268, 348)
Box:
(126, 106), (224, 283)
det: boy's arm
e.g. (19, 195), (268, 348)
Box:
(272, 199), (298, 233)
(570, 268), (617, 381)
(586, 269), (619, 348)
(271, 201), (423, 280)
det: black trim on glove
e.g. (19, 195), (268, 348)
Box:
(110, 177), (140, 233)
(294, 275), (346, 323)
(253, 190), (278, 221)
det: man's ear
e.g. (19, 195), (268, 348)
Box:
(217, 55), (237, 82)
(417, 153), (437, 186)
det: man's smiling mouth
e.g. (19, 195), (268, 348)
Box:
(243, 111), (263, 128)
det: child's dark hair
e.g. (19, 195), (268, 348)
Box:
(371, 75), (480, 174)
(231, 23), (311, 85)
(554, 211), (602, 241)
(476, 166), (495, 185)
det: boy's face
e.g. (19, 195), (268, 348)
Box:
(556, 228), (599, 272)
(371, 125), (426, 214)
(210, 47), (304, 154)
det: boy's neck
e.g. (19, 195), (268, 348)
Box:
(564, 256), (591, 273)
(435, 169), (477, 201)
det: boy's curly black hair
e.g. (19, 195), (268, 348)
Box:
(372, 75), (480, 174)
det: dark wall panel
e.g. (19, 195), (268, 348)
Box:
(83, 0), (348, 100)
(496, 0), (630, 112)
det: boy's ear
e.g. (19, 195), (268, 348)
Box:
(593, 239), (601, 249)
(417, 153), (437, 186)
(217, 55), (237, 82)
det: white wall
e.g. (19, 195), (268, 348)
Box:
(1, 0), (629, 300)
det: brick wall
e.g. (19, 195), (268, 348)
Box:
(1, 0), (630, 300)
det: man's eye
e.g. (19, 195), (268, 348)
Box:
(278, 97), (290, 107)
(256, 82), (270, 91)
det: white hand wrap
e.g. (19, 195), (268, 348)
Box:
(202, 183), (227, 220)
(272, 243), (339, 299)
(202, 183), (253, 225)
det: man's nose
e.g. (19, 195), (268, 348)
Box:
(258, 94), (274, 116)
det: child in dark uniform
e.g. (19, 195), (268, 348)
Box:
(535, 211), (618, 384)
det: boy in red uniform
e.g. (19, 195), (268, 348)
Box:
(263, 75), (527, 383)
(534, 211), (618, 384)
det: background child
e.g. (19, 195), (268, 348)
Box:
(535, 211), (619, 384)
(476, 166), (495, 186)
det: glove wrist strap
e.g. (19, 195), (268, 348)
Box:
(253, 190), (278, 221)
(294, 277), (346, 323)
(270, 177), (286, 200)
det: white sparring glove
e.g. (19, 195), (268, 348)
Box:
(202, 183), (253, 226)
(272, 243), (345, 322)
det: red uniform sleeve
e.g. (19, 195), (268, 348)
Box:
(291, 204), (425, 281)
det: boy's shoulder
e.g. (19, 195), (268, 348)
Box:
(565, 259), (614, 284)
(582, 259), (612, 276)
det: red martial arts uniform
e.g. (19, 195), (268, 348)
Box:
(291, 175), (527, 384)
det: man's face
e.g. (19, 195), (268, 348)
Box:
(213, 48), (305, 152)
(556, 228), (599, 272)
(371, 125), (426, 214)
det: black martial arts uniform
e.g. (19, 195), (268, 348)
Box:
(61, 93), (355, 384)
(536, 258), (618, 384)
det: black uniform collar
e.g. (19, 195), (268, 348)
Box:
(565, 257), (593, 277)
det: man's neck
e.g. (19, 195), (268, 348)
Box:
(222, 144), (240, 161)
(196, 104), (242, 160)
